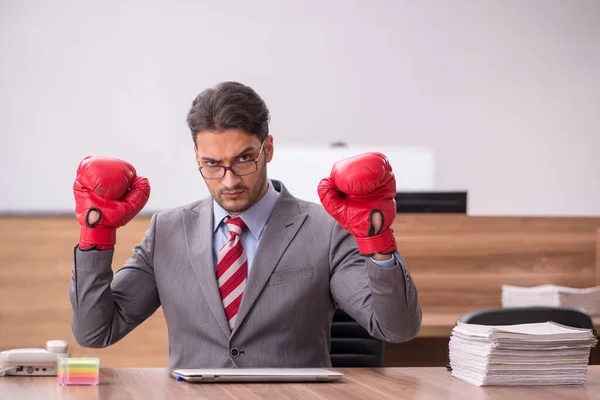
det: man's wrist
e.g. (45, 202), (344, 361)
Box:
(370, 253), (396, 269)
(79, 226), (117, 250)
(372, 252), (393, 261)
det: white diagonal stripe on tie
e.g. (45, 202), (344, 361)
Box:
(222, 278), (247, 309)
(217, 252), (247, 287)
(218, 235), (239, 259)
(229, 314), (238, 330)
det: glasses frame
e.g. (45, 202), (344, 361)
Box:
(198, 139), (266, 180)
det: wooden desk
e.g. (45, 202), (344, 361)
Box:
(1, 367), (599, 400)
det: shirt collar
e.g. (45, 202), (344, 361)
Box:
(213, 180), (279, 239)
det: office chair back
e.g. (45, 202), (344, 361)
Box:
(330, 309), (386, 367)
(447, 306), (595, 370)
(459, 306), (594, 329)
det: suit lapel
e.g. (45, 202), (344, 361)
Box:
(182, 199), (231, 339)
(232, 188), (308, 336)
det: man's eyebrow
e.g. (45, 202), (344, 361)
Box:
(200, 146), (256, 163)
(233, 146), (257, 159)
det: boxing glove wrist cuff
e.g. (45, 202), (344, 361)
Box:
(355, 229), (397, 256)
(79, 226), (116, 250)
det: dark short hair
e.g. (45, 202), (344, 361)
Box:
(186, 81), (270, 146)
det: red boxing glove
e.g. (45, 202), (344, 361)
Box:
(318, 152), (397, 255)
(73, 156), (151, 250)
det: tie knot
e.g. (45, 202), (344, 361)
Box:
(224, 216), (247, 236)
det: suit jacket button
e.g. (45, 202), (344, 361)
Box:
(230, 348), (240, 358)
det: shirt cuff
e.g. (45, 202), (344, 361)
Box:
(370, 255), (397, 269)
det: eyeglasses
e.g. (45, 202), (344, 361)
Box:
(198, 140), (266, 180)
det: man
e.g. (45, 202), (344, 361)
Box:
(70, 81), (421, 368)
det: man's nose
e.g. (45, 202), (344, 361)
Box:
(221, 168), (242, 188)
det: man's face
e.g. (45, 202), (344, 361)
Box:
(194, 128), (273, 215)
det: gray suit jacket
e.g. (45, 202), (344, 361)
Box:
(70, 180), (422, 368)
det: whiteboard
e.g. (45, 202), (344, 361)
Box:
(268, 146), (435, 205)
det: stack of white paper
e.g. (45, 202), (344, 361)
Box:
(502, 285), (600, 315)
(449, 321), (598, 386)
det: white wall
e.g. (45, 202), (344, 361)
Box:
(1, 0), (598, 216)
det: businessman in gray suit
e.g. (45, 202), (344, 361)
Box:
(70, 81), (422, 368)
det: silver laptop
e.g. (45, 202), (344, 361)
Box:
(170, 368), (344, 383)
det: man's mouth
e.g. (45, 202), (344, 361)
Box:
(222, 191), (244, 199)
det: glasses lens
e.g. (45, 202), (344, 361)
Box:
(201, 167), (225, 179)
(231, 161), (257, 176)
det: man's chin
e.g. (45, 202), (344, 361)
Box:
(218, 197), (251, 214)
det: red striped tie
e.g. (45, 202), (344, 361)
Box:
(216, 217), (248, 331)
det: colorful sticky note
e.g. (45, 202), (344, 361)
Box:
(57, 357), (100, 386)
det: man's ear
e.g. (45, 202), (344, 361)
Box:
(265, 136), (274, 163)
